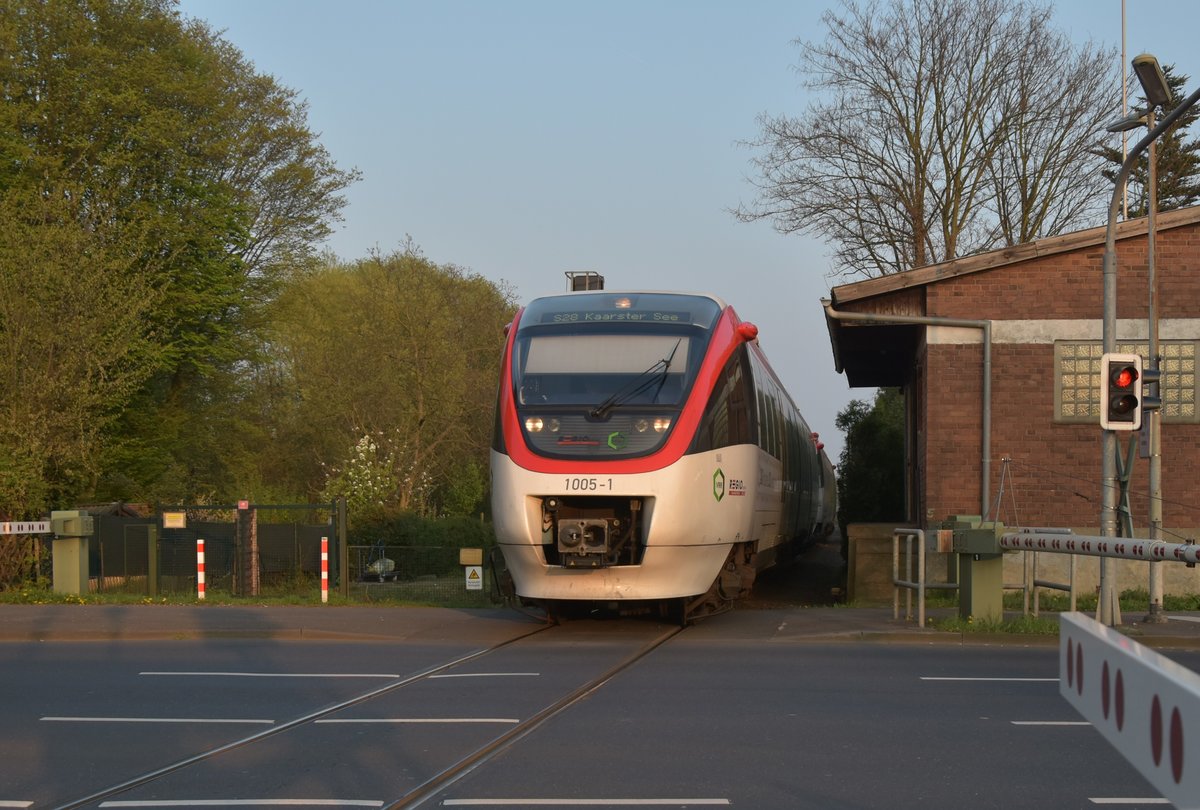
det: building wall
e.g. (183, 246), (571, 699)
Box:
(918, 226), (1200, 536)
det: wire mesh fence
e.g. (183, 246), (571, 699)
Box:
(82, 514), (504, 607)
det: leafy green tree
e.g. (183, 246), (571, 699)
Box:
(835, 389), (906, 545)
(0, 0), (358, 506)
(268, 247), (517, 520)
(0, 186), (163, 517)
(1099, 63), (1200, 217)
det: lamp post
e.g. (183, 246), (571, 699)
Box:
(1099, 57), (1199, 626)
(1133, 54), (1170, 624)
(1106, 55), (1171, 624)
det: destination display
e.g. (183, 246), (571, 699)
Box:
(541, 310), (690, 324)
(521, 292), (723, 331)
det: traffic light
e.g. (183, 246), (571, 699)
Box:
(1100, 353), (1142, 431)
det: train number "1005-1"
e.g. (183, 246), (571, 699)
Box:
(564, 477), (613, 491)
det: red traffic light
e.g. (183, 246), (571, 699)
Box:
(1100, 353), (1143, 431)
(1111, 365), (1138, 389)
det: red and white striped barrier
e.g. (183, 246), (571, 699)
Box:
(196, 538), (206, 601)
(321, 536), (329, 604)
(1001, 530), (1200, 565)
(1061, 612), (1200, 808)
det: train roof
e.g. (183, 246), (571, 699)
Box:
(525, 289), (731, 310)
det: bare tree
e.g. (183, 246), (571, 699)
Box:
(737, 0), (1118, 279)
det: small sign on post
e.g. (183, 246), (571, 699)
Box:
(465, 565), (483, 591)
(461, 548), (484, 591)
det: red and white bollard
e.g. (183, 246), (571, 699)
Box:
(196, 538), (206, 601)
(321, 536), (329, 603)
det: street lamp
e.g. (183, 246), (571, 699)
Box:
(1130, 54), (1171, 624)
(1133, 53), (1171, 108)
(1097, 54), (1191, 626)
(1106, 111), (1148, 134)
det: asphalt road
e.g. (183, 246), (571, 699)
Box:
(4, 615), (1198, 809)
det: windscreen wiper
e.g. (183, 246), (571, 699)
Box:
(589, 339), (682, 420)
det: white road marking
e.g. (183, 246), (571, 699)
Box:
(41, 717), (274, 724)
(1011, 721), (1092, 726)
(0, 802), (33, 807)
(441, 801), (731, 807)
(1088, 799), (1171, 805)
(429, 673), (540, 679)
(100, 802), (384, 808)
(315, 718), (519, 724)
(921, 677), (1059, 682)
(140, 672), (400, 678)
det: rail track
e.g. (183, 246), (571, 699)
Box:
(50, 620), (685, 810)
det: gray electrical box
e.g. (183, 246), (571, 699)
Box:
(50, 510), (92, 595)
(952, 523), (1005, 557)
(51, 510), (94, 538)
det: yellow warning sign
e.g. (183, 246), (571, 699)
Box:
(465, 565), (483, 591)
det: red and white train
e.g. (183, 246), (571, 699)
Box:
(490, 284), (836, 619)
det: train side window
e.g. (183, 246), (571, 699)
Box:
(689, 348), (755, 453)
(757, 389), (768, 450)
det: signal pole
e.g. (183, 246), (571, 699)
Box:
(1146, 98), (1166, 623)
(1099, 58), (1200, 625)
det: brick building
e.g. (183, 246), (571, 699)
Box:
(824, 207), (1200, 595)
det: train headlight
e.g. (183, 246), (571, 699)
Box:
(547, 418), (560, 432)
(653, 418), (671, 433)
(634, 418), (649, 433)
(525, 417), (544, 432)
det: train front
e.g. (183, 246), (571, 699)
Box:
(490, 290), (757, 609)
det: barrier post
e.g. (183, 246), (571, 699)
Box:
(321, 536), (329, 603)
(196, 538), (206, 601)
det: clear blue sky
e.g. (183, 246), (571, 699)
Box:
(175, 0), (1200, 462)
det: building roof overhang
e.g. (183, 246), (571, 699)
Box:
(823, 206), (1200, 388)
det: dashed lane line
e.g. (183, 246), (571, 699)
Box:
(920, 676), (1059, 682)
(315, 718), (519, 725)
(99, 802), (383, 808)
(140, 672), (401, 679)
(440, 801), (731, 807)
(42, 717), (274, 724)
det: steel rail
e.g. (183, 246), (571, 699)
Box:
(49, 621), (555, 810)
(389, 623), (686, 810)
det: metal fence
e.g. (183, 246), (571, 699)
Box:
(85, 515), (502, 606)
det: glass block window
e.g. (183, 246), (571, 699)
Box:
(1160, 342), (1197, 419)
(1054, 341), (1198, 423)
(1056, 343), (1104, 420)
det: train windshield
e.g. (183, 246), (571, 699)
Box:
(511, 293), (722, 458)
